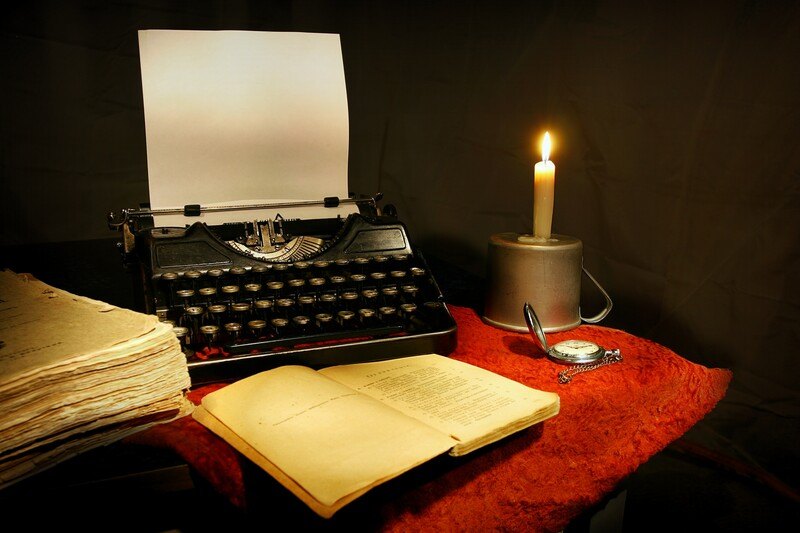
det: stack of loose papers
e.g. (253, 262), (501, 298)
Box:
(0, 270), (192, 488)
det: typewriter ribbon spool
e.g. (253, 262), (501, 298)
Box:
(482, 233), (612, 332)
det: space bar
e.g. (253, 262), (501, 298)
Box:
(225, 324), (406, 355)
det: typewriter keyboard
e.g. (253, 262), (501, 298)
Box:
(159, 253), (456, 383)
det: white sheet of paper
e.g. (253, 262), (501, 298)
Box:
(138, 30), (353, 226)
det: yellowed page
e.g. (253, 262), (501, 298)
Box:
(0, 271), (192, 488)
(320, 354), (560, 456)
(197, 366), (456, 513)
(0, 271), (158, 387)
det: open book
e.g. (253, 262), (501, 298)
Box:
(193, 353), (559, 517)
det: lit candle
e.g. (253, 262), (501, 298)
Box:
(533, 132), (555, 239)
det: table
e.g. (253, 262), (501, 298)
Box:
(127, 304), (731, 531)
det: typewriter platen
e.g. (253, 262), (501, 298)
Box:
(108, 194), (457, 384)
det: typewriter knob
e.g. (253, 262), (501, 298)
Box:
(382, 204), (398, 218)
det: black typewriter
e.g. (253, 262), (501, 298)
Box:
(108, 194), (457, 384)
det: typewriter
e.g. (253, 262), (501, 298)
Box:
(108, 194), (457, 384)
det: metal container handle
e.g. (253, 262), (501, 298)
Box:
(580, 267), (613, 323)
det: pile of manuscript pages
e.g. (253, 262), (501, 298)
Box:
(0, 270), (192, 488)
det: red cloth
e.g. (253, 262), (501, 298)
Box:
(126, 305), (731, 531)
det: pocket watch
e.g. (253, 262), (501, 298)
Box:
(523, 302), (622, 383)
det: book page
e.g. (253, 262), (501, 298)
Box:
(197, 366), (456, 513)
(320, 354), (560, 456)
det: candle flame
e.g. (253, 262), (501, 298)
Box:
(541, 132), (552, 163)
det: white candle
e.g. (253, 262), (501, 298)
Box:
(533, 132), (555, 239)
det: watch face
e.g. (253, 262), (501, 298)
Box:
(549, 339), (605, 363)
(553, 339), (601, 356)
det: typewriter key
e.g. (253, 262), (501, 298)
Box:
(244, 283), (262, 301)
(378, 306), (398, 324)
(389, 270), (407, 286)
(198, 287), (217, 306)
(341, 291), (359, 310)
(251, 265), (270, 284)
(401, 284), (420, 302)
(292, 315), (311, 334)
(362, 288), (379, 307)
(172, 326), (189, 353)
(224, 322), (242, 344)
(391, 253), (410, 265)
(350, 274), (366, 290)
(422, 301), (445, 327)
(334, 258), (351, 268)
(358, 308), (377, 327)
(330, 275), (346, 294)
(207, 269), (224, 288)
(381, 286), (399, 305)
(294, 261), (310, 275)
(221, 285), (240, 305)
(161, 272), (179, 308)
(248, 319), (268, 339)
(410, 267), (426, 278)
(184, 270), (202, 289)
(276, 298), (295, 319)
(313, 260), (330, 274)
(287, 278), (306, 295)
(266, 281), (284, 299)
(254, 299), (273, 320)
(308, 277), (326, 292)
(400, 303), (424, 330)
(207, 304), (228, 326)
(229, 266), (247, 279)
(200, 325), (220, 348)
(176, 289), (195, 309)
(399, 303), (418, 320)
(337, 310), (356, 328)
(319, 293), (337, 311)
(297, 295), (315, 315)
(183, 306), (204, 337)
(353, 257), (369, 272)
(370, 272), (387, 285)
(315, 312), (334, 332)
(231, 302), (251, 325)
(270, 317), (289, 337)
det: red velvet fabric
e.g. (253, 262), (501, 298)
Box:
(126, 305), (731, 531)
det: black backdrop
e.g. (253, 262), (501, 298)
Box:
(2, 0), (799, 495)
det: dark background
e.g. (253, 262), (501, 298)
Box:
(2, 0), (798, 520)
